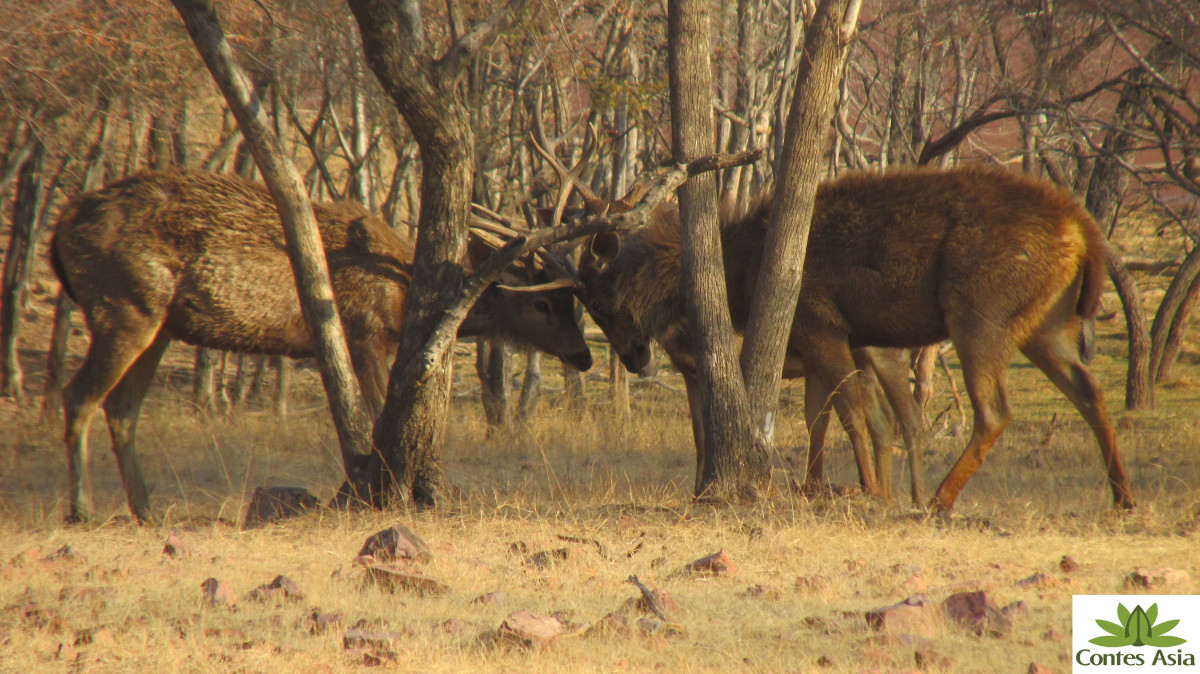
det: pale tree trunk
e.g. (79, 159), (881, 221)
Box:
(1155, 270), (1200, 383)
(1150, 245), (1200, 384)
(347, 0), (530, 505)
(739, 0), (863, 482)
(669, 0), (762, 500)
(0, 140), (45, 401)
(171, 0), (375, 498)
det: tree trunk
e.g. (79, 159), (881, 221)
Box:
(475, 338), (510, 434)
(171, 0), (375, 498)
(192, 346), (218, 409)
(1149, 243), (1200, 383)
(1155, 270), (1200, 383)
(0, 140), (45, 401)
(669, 0), (762, 500)
(740, 0), (862, 481)
(41, 290), (75, 416)
(1107, 250), (1154, 409)
(348, 0), (530, 505)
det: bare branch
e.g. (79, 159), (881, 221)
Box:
(434, 0), (531, 82)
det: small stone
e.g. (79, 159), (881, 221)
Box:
(200, 578), (237, 607)
(796, 575), (831, 593)
(914, 642), (952, 669)
(472, 591), (506, 605)
(689, 550), (736, 575)
(305, 611), (342, 634)
(586, 613), (632, 637)
(637, 588), (679, 614)
(739, 584), (782, 600)
(362, 564), (448, 596)
(246, 575), (303, 602)
(496, 611), (562, 649)
(1028, 664), (1055, 674)
(242, 487), (318, 529)
(436, 618), (466, 635)
(358, 525), (431, 564)
(816, 654), (837, 668)
(942, 591), (1008, 636)
(1016, 573), (1060, 589)
(1043, 628), (1066, 642)
(865, 597), (943, 637)
(343, 627), (403, 650)
(1156, 568), (1191, 588)
(163, 533), (187, 557)
(1059, 555), (1080, 573)
(526, 548), (570, 568)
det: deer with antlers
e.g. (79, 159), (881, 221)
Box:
(52, 169), (593, 522)
(538, 131), (1135, 511)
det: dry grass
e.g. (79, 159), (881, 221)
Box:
(2, 246), (1200, 672)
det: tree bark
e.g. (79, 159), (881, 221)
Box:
(171, 0), (375, 497)
(0, 140), (45, 401)
(1149, 244), (1200, 383)
(1156, 270), (1200, 383)
(740, 0), (860, 445)
(476, 338), (510, 434)
(669, 0), (762, 500)
(1107, 249), (1155, 408)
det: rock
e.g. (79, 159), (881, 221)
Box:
(585, 613), (632, 637)
(1125, 567), (1190, 590)
(200, 578), (237, 607)
(436, 618), (467, 635)
(1016, 573), (1060, 589)
(795, 575), (831, 593)
(942, 591), (1008, 636)
(496, 611), (562, 649)
(526, 548), (570, 568)
(472, 591), (506, 606)
(1043, 628), (1066, 642)
(343, 626), (405, 650)
(242, 487), (318, 529)
(689, 550), (736, 575)
(865, 597), (943, 637)
(1059, 555), (1080, 573)
(1028, 664), (1055, 674)
(738, 584), (782, 600)
(362, 564), (448, 596)
(816, 654), (837, 668)
(246, 575), (303, 602)
(162, 532), (187, 557)
(1157, 568), (1191, 587)
(358, 525), (431, 565)
(304, 611), (342, 634)
(913, 642), (952, 669)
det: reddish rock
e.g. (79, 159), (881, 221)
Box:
(1043, 628), (1066, 642)
(343, 627), (404, 650)
(436, 619), (467, 635)
(865, 597), (943, 637)
(496, 611), (562, 648)
(637, 588), (679, 615)
(942, 591), (1008, 636)
(304, 611), (342, 634)
(586, 613), (632, 637)
(358, 525), (431, 564)
(472, 591), (507, 605)
(162, 532), (187, 557)
(1016, 573), (1060, 589)
(1059, 555), (1080, 573)
(689, 550), (736, 575)
(816, 654), (837, 668)
(246, 575), (303, 602)
(242, 487), (318, 529)
(1029, 664), (1055, 674)
(795, 575), (831, 593)
(201, 578), (237, 607)
(362, 564), (448, 596)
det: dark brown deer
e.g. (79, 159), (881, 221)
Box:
(571, 165), (1135, 512)
(51, 169), (593, 522)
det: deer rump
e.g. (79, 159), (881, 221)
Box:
(51, 169), (591, 522)
(587, 165), (1130, 510)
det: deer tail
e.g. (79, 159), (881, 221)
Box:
(1076, 219), (1108, 363)
(49, 234), (76, 302)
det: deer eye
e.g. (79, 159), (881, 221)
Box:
(534, 299), (552, 315)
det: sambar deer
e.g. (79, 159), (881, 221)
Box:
(531, 137), (927, 503)
(51, 169), (593, 522)
(568, 164), (1135, 512)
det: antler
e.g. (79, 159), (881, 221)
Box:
(469, 204), (581, 293)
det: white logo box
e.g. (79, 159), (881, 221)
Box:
(1073, 595), (1200, 672)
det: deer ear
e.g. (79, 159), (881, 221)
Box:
(589, 232), (621, 264)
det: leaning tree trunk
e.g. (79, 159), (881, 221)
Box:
(1155, 270), (1200, 383)
(0, 140), (45, 402)
(1107, 250), (1154, 409)
(171, 0), (375, 499)
(669, 0), (762, 500)
(1149, 243), (1200, 384)
(739, 0), (864, 487)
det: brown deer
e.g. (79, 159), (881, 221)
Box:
(570, 165), (1135, 512)
(51, 169), (593, 522)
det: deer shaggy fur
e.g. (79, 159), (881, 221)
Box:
(579, 165), (1133, 510)
(52, 170), (592, 521)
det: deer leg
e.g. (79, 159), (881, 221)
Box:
(1020, 330), (1134, 509)
(349, 342), (387, 420)
(63, 311), (165, 523)
(803, 340), (881, 497)
(867, 347), (931, 506)
(680, 373), (708, 494)
(102, 332), (171, 523)
(931, 335), (1014, 512)
(855, 353), (895, 501)
(802, 375), (834, 496)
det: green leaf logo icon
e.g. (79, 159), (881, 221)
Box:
(1089, 603), (1188, 648)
